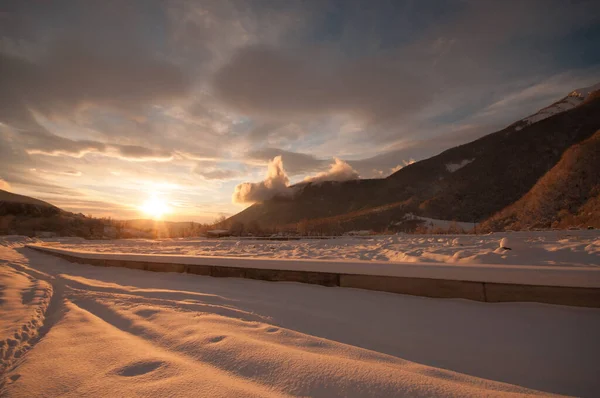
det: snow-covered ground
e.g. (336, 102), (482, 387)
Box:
(5, 83), (599, 398)
(47, 230), (600, 267)
(1, 236), (600, 396)
(400, 213), (477, 232)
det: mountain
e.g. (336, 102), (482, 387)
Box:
(511, 83), (600, 129)
(0, 189), (58, 208)
(228, 84), (600, 232)
(0, 189), (61, 217)
(0, 190), (91, 236)
(481, 130), (600, 230)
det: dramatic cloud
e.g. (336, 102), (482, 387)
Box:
(232, 156), (292, 204)
(0, 0), (191, 125)
(213, 0), (600, 144)
(246, 148), (326, 175)
(18, 129), (174, 162)
(476, 68), (600, 124)
(304, 158), (359, 184)
(0, 178), (10, 190)
(213, 45), (430, 125)
(0, 45), (189, 131)
(20, 130), (107, 157)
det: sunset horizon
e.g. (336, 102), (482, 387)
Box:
(1, 1), (599, 223)
(1, 2), (599, 397)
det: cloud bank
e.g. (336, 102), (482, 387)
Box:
(232, 156), (360, 205)
(213, 45), (429, 125)
(304, 158), (359, 184)
(232, 156), (292, 204)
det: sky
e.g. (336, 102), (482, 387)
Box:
(0, 0), (599, 222)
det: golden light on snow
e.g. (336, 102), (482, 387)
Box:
(139, 194), (171, 219)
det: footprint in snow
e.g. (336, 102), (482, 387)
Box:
(114, 360), (165, 377)
(134, 309), (160, 318)
(206, 335), (227, 343)
(7, 374), (21, 383)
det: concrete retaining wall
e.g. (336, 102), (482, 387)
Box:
(339, 274), (487, 301)
(26, 245), (600, 308)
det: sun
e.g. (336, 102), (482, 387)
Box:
(139, 195), (171, 219)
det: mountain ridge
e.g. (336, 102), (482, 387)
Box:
(512, 82), (600, 128)
(228, 84), (600, 231)
(482, 130), (600, 230)
(0, 189), (59, 209)
(0, 189), (61, 218)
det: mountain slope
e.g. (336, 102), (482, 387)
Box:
(481, 130), (600, 231)
(228, 85), (600, 231)
(512, 82), (600, 129)
(0, 189), (58, 208)
(0, 189), (61, 217)
(229, 179), (385, 228)
(384, 93), (600, 223)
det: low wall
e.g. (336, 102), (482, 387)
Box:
(26, 244), (600, 308)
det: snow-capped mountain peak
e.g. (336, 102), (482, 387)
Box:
(569, 82), (600, 99)
(515, 82), (600, 130)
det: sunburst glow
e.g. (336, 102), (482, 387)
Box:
(139, 195), (171, 219)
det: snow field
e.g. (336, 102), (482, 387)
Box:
(1, 234), (599, 396)
(48, 230), (600, 267)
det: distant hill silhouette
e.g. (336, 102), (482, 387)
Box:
(0, 190), (210, 238)
(0, 189), (61, 217)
